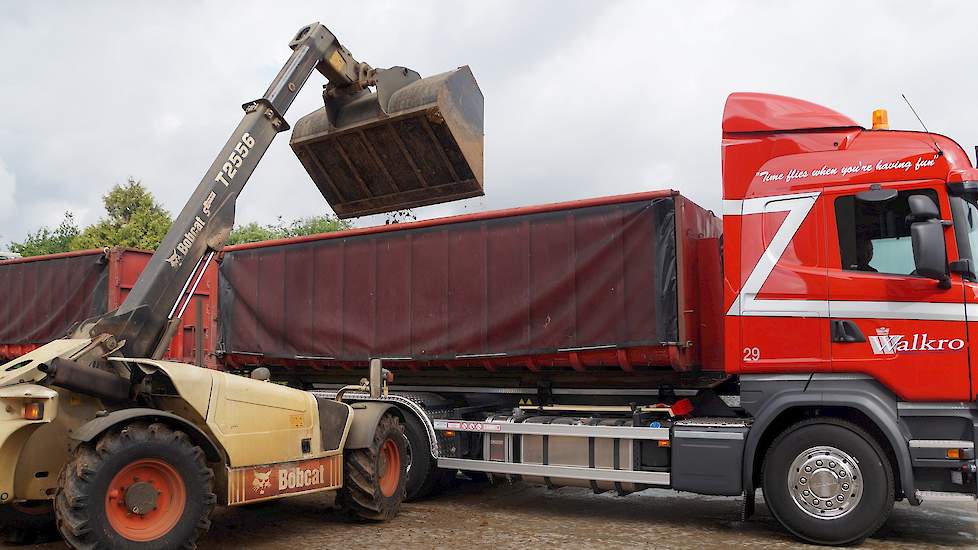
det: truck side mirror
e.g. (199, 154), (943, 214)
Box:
(908, 195), (949, 286)
(908, 194), (940, 221)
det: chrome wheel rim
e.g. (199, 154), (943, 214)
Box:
(787, 445), (862, 520)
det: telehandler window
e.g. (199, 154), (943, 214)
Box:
(835, 189), (938, 276)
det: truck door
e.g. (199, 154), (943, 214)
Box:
(825, 181), (971, 401)
(738, 192), (828, 372)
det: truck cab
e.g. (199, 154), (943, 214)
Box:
(723, 92), (978, 400)
(722, 92), (978, 537)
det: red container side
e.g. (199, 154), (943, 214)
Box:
(220, 190), (723, 374)
(0, 248), (218, 366)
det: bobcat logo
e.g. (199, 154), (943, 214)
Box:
(165, 249), (182, 268)
(252, 470), (272, 495)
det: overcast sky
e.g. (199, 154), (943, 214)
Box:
(3, 1), (978, 246)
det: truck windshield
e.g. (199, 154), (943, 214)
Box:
(949, 187), (978, 280)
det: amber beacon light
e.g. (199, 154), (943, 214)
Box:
(872, 108), (889, 130)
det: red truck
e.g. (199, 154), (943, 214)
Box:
(3, 92), (976, 545)
(213, 92), (978, 545)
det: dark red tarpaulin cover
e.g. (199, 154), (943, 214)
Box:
(219, 196), (680, 363)
(0, 252), (108, 344)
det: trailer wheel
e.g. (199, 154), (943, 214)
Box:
(337, 413), (407, 521)
(55, 422), (216, 549)
(0, 500), (56, 544)
(762, 419), (893, 546)
(403, 413), (450, 501)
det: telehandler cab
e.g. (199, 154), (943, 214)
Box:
(0, 21), (483, 548)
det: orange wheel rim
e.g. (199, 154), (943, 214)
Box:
(105, 458), (185, 542)
(378, 439), (401, 497)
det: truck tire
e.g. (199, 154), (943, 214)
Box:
(403, 413), (449, 501)
(762, 418), (894, 546)
(55, 422), (216, 549)
(337, 413), (407, 521)
(0, 500), (56, 544)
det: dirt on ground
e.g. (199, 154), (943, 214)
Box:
(8, 481), (978, 549)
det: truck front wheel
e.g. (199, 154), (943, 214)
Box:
(762, 418), (894, 546)
(337, 413), (407, 521)
(55, 422), (216, 549)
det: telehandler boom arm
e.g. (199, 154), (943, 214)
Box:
(86, 24), (362, 358)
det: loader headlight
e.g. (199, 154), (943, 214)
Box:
(0, 384), (57, 421)
(22, 402), (43, 420)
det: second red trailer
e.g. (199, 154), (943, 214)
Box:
(0, 248), (218, 366)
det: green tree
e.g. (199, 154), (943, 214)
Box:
(285, 215), (350, 236)
(226, 215), (352, 245)
(71, 178), (172, 250)
(225, 222), (279, 245)
(9, 212), (81, 257)
(11, 179), (351, 255)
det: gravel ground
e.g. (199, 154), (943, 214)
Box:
(9, 481), (978, 549)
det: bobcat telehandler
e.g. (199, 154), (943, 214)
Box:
(0, 21), (483, 548)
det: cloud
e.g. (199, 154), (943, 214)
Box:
(152, 113), (184, 138)
(2, 1), (978, 242)
(0, 158), (16, 233)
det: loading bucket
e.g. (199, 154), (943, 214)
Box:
(291, 66), (484, 218)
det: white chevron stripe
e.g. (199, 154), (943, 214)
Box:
(726, 192), (968, 322)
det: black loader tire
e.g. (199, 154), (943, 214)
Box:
(55, 422), (216, 550)
(0, 500), (57, 544)
(762, 418), (894, 546)
(337, 413), (407, 521)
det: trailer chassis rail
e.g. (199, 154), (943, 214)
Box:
(433, 419), (672, 487)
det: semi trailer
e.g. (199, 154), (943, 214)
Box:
(215, 93), (978, 546)
(0, 21), (484, 549)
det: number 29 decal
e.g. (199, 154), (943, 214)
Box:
(743, 347), (760, 362)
